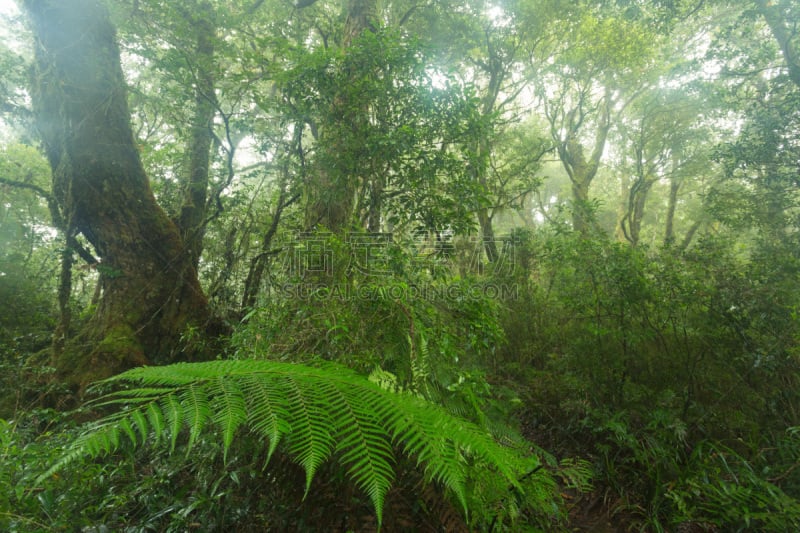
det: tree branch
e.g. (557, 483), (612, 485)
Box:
(754, 0), (800, 89)
(0, 176), (99, 264)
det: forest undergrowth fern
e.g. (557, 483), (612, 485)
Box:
(36, 359), (546, 526)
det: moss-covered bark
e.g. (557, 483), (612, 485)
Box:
(304, 0), (378, 233)
(24, 0), (211, 390)
(178, 0), (217, 269)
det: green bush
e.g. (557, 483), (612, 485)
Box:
(499, 230), (800, 529)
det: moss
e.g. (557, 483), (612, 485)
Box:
(95, 324), (138, 353)
(54, 323), (148, 395)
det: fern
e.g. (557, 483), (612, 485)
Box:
(37, 360), (540, 526)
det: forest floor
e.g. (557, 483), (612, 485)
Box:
(566, 492), (716, 533)
(566, 492), (620, 532)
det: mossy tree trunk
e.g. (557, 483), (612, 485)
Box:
(178, 0), (217, 269)
(754, 0), (800, 91)
(24, 0), (210, 388)
(621, 176), (655, 247)
(305, 0), (378, 233)
(559, 97), (611, 236)
(471, 41), (508, 263)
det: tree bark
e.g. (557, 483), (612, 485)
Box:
(366, 174), (384, 233)
(620, 130), (647, 246)
(664, 175), (680, 246)
(179, 0), (217, 269)
(473, 134), (499, 262)
(305, 0), (377, 233)
(476, 63), (503, 262)
(614, 166), (631, 242)
(242, 188), (296, 309)
(24, 0), (210, 388)
(628, 179), (654, 246)
(754, 0), (800, 90)
(551, 88), (612, 236)
(679, 218), (702, 251)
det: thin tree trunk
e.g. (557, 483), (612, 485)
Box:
(664, 176), (680, 246)
(242, 128), (302, 308)
(25, 0), (210, 389)
(179, 0), (217, 269)
(622, 177), (655, 247)
(679, 219), (702, 251)
(474, 136), (499, 262)
(477, 209), (498, 262)
(615, 169), (631, 242)
(630, 180), (654, 246)
(754, 0), (800, 90)
(53, 244), (73, 359)
(367, 174), (384, 233)
(554, 89), (612, 236)
(474, 60), (504, 262)
(305, 0), (377, 233)
(242, 190), (294, 309)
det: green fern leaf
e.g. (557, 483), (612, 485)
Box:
(131, 409), (149, 445)
(162, 393), (183, 453)
(118, 417), (138, 448)
(330, 384), (395, 520)
(181, 383), (210, 454)
(146, 401), (165, 445)
(283, 375), (337, 493)
(209, 376), (247, 461)
(40, 359), (541, 527)
(239, 373), (291, 463)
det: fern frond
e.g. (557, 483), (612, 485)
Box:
(330, 383), (395, 514)
(39, 359), (538, 526)
(146, 401), (165, 446)
(238, 373), (291, 463)
(208, 377), (247, 461)
(162, 393), (183, 453)
(283, 374), (337, 493)
(181, 382), (210, 454)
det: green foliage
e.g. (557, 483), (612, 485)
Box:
(0, 409), (111, 532)
(276, 28), (487, 232)
(499, 229), (800, 529)
(562, 9), (657, 77)
(234, 232), (507, 405)
(39, 359), (554, 527)
(3, 0), (800, 530)
(0, 144), (59, 414)
(666, 440), (800, 532)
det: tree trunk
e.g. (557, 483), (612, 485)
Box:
(473, 135), (499, 262)
(630, 180), (654, 246)
(305, 0), (378, 233)
(679, 219), (702, 251)
(570, 177), (593, 235)
(615, 169), (631, 242)
(754, 0), (800, 90)
(472, 57), (505, 262)
(179, 0), (217, 269)
(553, 89), (612, 236)
(343, 0), (378, 47)
(664, 176), (680, 246)
(242, 189), (293, 309)
(25, 0), (210, 388)
(622, 176), (655, 247)
(366, 174), (384, 233)
(477, 209), (498, 263)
